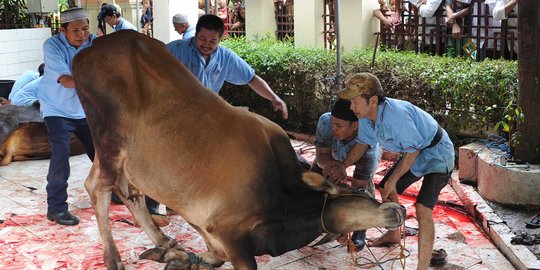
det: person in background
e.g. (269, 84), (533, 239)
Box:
(167, 15), (287, 119)
(8, 63), (44, 102)
(39, 7), (97, 226)
(217, 0), (229, 36)
(11, 77), (42, 107)
(373, 0), (401, 29)
(97, 3), (137, 35)
(312, 98), (381, 251)
(172, 13), (195, 39)
(445, 0), (471, 40)
(140, 0), (153, 35)
(490, 0), (518, 55)
(230, 2), (245, 31)
(338, 73), (454, 270)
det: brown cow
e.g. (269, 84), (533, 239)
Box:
(72, 31), (405, 270)
(0, 104), (85, 165)
(0, 122), (85, 166)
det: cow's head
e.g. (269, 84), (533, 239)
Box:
(302, 172), (405, 233)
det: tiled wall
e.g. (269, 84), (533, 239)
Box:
(0, 28), (51, 80)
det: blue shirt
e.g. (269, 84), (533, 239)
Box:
(8, 71), (39, 100)
(114, 18), (137, 31)
(12, 77), (41, 106)
(166, 37), (255, 93)
(357, 98), (454, 176)
(183, 25), (195, 40)
(39, 33), (96, 119)
(314, 112), (380, 166)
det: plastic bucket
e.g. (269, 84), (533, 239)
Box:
(0, 80), (16, 99)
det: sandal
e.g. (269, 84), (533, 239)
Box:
(525, 215), (540, 229)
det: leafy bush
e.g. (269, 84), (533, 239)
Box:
(220, 37), (518, 141)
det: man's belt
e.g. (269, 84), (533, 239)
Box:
(423, 125), (443, 150)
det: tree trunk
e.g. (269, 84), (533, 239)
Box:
(515, 0), (540, 163)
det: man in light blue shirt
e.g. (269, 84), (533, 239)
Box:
(167, 14), (288, 119)
(97, 3), (137, 35)
(12, 77), (41, 106)
(338, 73), (454, 270)
(312, 98), (381, 251)
(172, 13), (196, 40)
(39, 7), (97, 226)
(8, 63), (44, 101)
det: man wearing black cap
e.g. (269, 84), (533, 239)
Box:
(97, 3), (136, 35)
(39, 7), (97, 226)
(312, 98), (381, 251)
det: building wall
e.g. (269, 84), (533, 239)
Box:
(0, 28), (51, 80)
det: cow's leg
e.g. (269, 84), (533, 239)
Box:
(84, 156), (125, 270)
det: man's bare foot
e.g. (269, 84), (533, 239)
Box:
(368, 230), (401, 247)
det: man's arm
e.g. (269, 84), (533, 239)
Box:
(316, 146), (347, 183)
(58, 75), (76, 89)
(492, 0), (517, 20)
(382, 150), (420, 201)
(247, 75), (288, 119)
(343, 143), (369, 168)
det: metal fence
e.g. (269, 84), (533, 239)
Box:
(378, 0), (518, 60)
(274, 0), (294, 41)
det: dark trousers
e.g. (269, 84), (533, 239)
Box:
(44, 117), (94, 213)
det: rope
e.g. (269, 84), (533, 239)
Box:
(320, 193), (334, 234)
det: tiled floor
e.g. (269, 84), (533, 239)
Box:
(0, 140), (515, 269)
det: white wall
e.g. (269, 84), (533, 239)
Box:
(0, 28), (51, 80)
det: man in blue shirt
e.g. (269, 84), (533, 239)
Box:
(338, 73), (454, 270)
(97, 3), (137, 35)
(167, 14), (288, 119)
(8, 63), (44, 101)
(312, 98), (381, 251)
(11, 77), (41, 106)
(172, 13), (196, 40)
(39, 7), (97, 226)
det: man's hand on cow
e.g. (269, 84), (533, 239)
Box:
(323, 164), (348, 185)
(272, 97), (288, 119)
(382, 180), (398, 202)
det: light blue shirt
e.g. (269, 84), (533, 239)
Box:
(114, 18), (137, 31)
(357, 98), (455, 176)
(8, 71), (39, 100)
(39, 33), (96, 119)
(12, 77), (41, 106)
(314, 112), (380, 162)
(166, 37), (255, 93)
(182, 25), (195, 40)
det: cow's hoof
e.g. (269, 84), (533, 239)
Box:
(164, 259), (191, 270)
(139, 246), (166, 261)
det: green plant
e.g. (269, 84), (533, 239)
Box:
(487, 97), (525, 152)
(0, 0), (30, 29)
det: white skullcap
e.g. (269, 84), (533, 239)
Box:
(172, 13), (189, 24)
(61, 7), (88, 23)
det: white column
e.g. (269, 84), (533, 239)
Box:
(340, 0), (379, 50)
(245, 0), (276, 41)
(153, 0), (198, 44)
(294, 0), (324, 49)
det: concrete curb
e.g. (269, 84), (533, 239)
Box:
(450, 172), (540, 270)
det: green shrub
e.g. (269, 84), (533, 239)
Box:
(220, 37), (518, 141)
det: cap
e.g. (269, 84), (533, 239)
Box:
(97, 4), (118, 20)
(337, 72), (384, 99)
(331, 98), (358, 122)
(172, 13), (189, 24)
(60, 7), (88, 23)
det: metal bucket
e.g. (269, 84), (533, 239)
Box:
(0, 80), (16, 99)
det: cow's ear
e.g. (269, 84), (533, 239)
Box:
(301, 172), (341, 195)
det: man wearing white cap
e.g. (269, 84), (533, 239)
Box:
(38, 7), (97, 226)
(172, 13), (195, 40)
